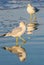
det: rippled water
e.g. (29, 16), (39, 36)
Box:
(0, 0), (44, 65)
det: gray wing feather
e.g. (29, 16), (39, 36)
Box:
(11, 27), (22, 34)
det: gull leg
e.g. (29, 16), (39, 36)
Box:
(16, 37), (18, 46)
(34, 14), (37, 21)
(20, 37), (26, 46)
(30, 14), (32, 22)
(20, 37), (26, 44)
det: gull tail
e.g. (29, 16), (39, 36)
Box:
(2, 46), (9, 50)
(0, 33), (6, 37)
(35, 7), (39, 12)
(2, 47), (6, 50)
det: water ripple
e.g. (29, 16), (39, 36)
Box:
(0, 1), (27, 10)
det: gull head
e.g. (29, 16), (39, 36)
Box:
(27, 4), (35, 14)
(27, 4), (32, 7)
(19, 21), (26, 27)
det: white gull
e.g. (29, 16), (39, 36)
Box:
(1, 22), (26, 46)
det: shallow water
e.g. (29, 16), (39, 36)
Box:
(0, 1), (44, 65)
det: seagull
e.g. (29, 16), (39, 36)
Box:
(27, 4), (39, 22)
(0, 22), (26, 46)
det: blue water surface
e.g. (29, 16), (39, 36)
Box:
(0, 0), (44, 65)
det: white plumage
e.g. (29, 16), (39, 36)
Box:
(1, 22), (26, 46)
(5, 22), (26, 37)
(27, 4), (35, 14)
(27, 4), (39, 15)
(27, 4), (39, 22)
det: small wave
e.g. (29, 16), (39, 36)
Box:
(0, 0), (27, 10)
(0, 5), (26, 10)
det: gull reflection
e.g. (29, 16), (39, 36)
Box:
(26, 19), (39, 34)
(2, 45), (26, 62)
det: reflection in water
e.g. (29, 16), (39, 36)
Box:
(2, 45), (26, 62)
(26, 20), (39, 34)
(0, 1), (42, 63)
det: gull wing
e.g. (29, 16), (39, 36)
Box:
(11, 26), (22, 34)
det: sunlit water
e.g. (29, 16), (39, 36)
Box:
(0, 0), (44, 65)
